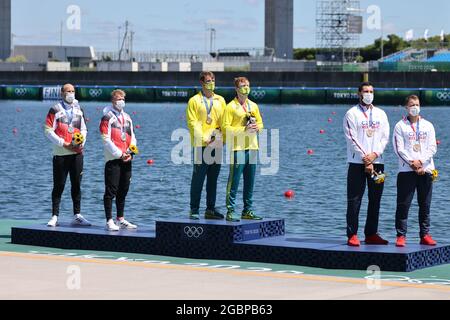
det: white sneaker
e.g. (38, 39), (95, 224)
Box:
(106, 219), (120, 231)
(118, 219), (137, 230)
(72, 214), (91, 226)
(47, 216), (58, 227)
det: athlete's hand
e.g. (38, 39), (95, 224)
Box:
(365, 164), (374, 174)
(246, 123), (259, 133)
(410, 160), (422, 171)
(363, 152), (377, 165)
(122, 153), (132, 163)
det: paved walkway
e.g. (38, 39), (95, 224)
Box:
(1, 251), (449, 300)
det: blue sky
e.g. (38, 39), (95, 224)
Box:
(11, 0), (450, 53)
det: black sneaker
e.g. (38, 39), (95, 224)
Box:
(205, 209), (224, 220)
(226, 211), (240, 222)
(189, 211), (200, 220)
(241, 210), (262, 220)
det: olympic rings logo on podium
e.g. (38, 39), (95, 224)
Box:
(251, 90), (266, 100)
(14, 88), (28, 96)
(89, 89), (103, 98)
(436, 92), (450, 101)
(184, 226), (204, 238)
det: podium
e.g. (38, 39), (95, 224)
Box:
(11, 218), (450, 272)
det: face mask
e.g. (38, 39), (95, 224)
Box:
(204, 81), (215, 92)
(115, 100), (126, 111)
(362, 93), (374, 105)
(64, 93), (75, 104)
(409, 105), (421, 117)
(238, 86), (251, 96)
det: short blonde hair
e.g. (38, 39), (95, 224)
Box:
(111, 89), (126, 99)
(234, 77), (250, 88)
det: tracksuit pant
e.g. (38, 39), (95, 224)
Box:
(104, 159), (132, 221)
(395, 172), (433, 238)
(226, 150), (257, 214)
(190, 147), (221, 214)
(52, 154), (83, 216)
(346, 163), (384, 238)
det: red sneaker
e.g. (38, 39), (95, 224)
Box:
(420, 235), (437, 246)
(396, 236), (406, 247)
(347, 235), (360, 247)
(365, 234), (389, 245)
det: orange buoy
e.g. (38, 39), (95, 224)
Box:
(436, 140), (441, 146)
(147, 159), (154, 165)
(328, 118), (332, 123)
(135, 125), (141, 129)
(320, 129), (325, 134)
(12, 128), (18, 135)
(307, 149), (314, 155)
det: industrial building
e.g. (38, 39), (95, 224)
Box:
(0, 0), (11, 60)
(265, 0), (294, 59)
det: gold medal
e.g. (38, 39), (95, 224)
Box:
(413, 144), (421, 152)
(68, 126), (74, 134)
(366, 129), (374, 137)
(206, 116), (212, 125)
(121, 133), (127, 142)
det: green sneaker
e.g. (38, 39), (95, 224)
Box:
(205, 209), (224, 220)
(241, 211), (263, 220)
(189, 211), (200, 220)
(226, 211), (240, 222)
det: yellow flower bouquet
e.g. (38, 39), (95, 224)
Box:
(430, 169), (439, 182)
(246, 111), (257, 125)
(127, 144), (139, 157)
(72, 132), (85, 146)
(371, 171), (386, 184)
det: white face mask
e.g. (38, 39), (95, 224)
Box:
(362, 93), (374, 106)
(64, 93), (75, 104)
(114, 100), (126, 111)
(409, 105), (421, 117)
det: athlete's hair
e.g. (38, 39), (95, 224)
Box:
(200, 71), (215, 82)
(358, 82), (374, 92)
(111, 89), (126, 99)
(61, 84), (75, 93)
(405, 94), (420, 106)
(234, 77), (250, 88)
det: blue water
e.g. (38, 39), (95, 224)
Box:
(0, 100), (449, 242)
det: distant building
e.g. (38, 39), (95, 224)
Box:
(0, 0), (11, 60)
(13, 45), (96, 68)
(265, 0), (294, 59)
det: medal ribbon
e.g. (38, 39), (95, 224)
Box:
(359, 105), (373, 130)
(202, 94), (214, 117)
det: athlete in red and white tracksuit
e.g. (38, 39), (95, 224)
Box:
(44, 84), (89, 227)
(392, 97), (437, 246)
(100, 90), (137, 230)
(343, 83), (390, 246)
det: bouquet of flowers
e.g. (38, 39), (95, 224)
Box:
(246, 111), (257, 126)
(371, 171), (386, 184)
(127, 145), (139, 157)
(430, 169), (439, 182)
(72, 132), (85, 147)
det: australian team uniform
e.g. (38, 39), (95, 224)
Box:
(186, 92), (226, 215)
(100, 106), (137, 221)
(223, 98), (264, 215)
(393, 116), (437, 237)
(45, 100), (87, 216)
(343, 104), (390, 238)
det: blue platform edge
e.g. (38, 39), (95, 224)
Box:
(10, 218), (450, 272)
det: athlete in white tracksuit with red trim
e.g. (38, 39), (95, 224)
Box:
(343, 82), (390, 247)
(392, 95), (437, 247)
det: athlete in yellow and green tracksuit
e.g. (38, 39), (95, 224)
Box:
(223, 77), (264, 222)
(186, 72), (226, 220)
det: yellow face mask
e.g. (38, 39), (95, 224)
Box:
(204, 81), (215, 92)
(238, 86), (251, 96)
